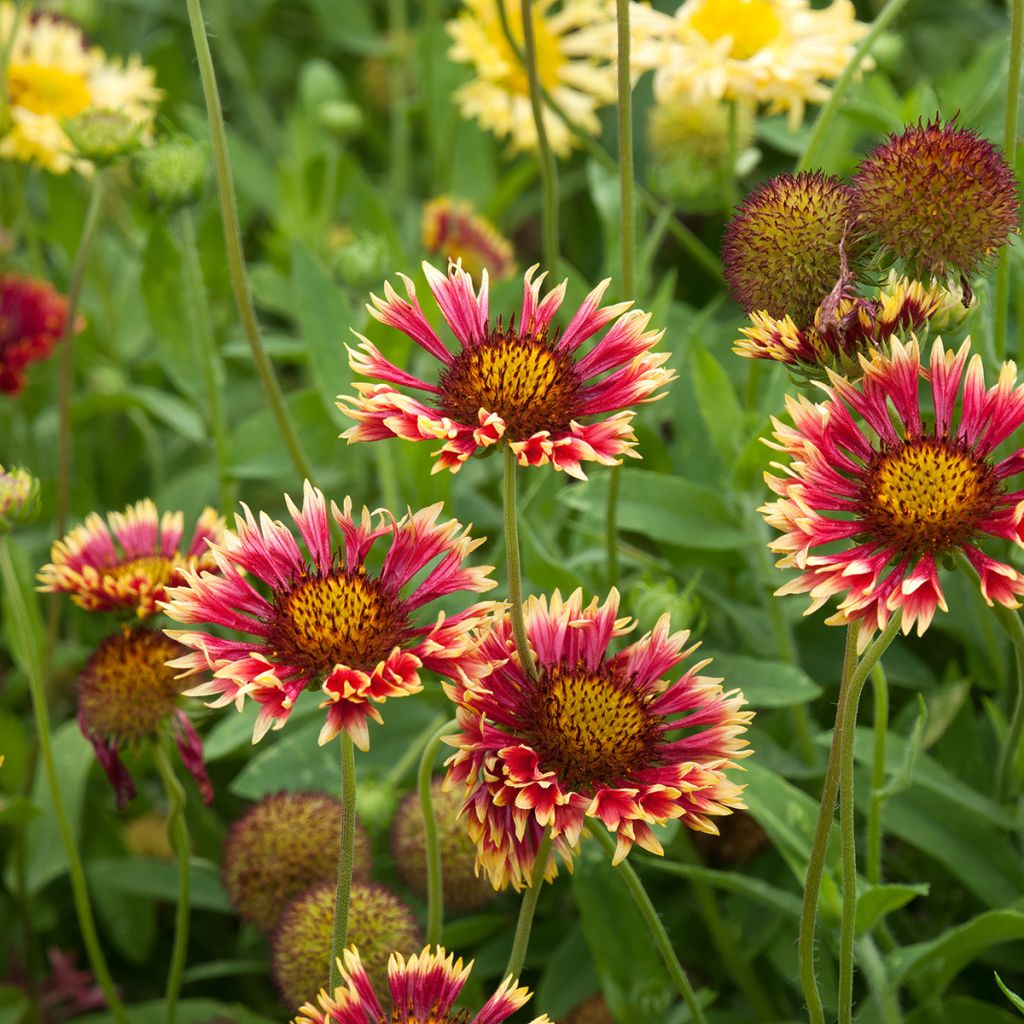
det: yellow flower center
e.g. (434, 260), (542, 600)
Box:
(689, 0), (782, 59)
(438, 328), (581, 439)
(528, 664), (660, 790)
(487, 0), (564, 95)
(7, 62), (92, 118)
(270, 570), (407, 678)
(78, 628), (184, 740)
(107, 554), (178, 591)
(860, 437), (998, 555)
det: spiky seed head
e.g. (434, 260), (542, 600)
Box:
(132, 137), (208, 211)
(723, 171), (857, 329)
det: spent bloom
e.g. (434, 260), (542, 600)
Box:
(77, 626), (212, 808)
(38, 499), (224, 618)
(422, 196), (515, 282)
(162, 483), (496, 749)
(447, 0), (617, 155)
(0, 273), (77, 396)
(340, 260), (673, 478)
(444, 589), (752, 890)
(0, 2), (161, 173)
(0, 465), (38, 532)
(293, 946), (551, 1024)
(633, 0), (868, 129)
(761, 336), (1024, 650)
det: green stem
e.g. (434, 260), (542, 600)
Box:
(56, 172), (106, 538)
(419, 718), (456, 948)
(504, 829), (554, 981)
(184, 0), (315, 486)
(994, 0), (1024, 361)
(153, 735), (191, 1024)
(796, 0), (913, 172)
(605, 463), (620, 587)
(519, 0), (559, 272)
(592, 828), (709, 1024)
(0, 539), (128, 1024)
(724, 99), (739, 210)
(176, 208), (234, 514)
(866, 664), (889, 886)
(856, 935), (902, 1024)
(388, 0), (410, 231)
(329, 733), (357, 989)
(503, 447), (537, 679)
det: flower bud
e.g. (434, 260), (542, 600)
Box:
(0, 466), (39, 533)
(132, 137), (208, 211)
(64, 109), (142, 165)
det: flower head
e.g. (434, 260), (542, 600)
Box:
(761, 336), (1024, 649)
(63, 108), (141, 164)
(0, 465), (38, 532)
(633, 0), (868, 129)
(0, 3), (161, 173)
(38, 500), (224, 618)
(77, 626), (212, 808)
(273, 881), (421, 1006)
(222, 791), (372, 934)
(423, 197), (515, 282)
(0, 273), (76, 395)
(853, 117), (1019, 288)
(293, 946), (551, 1024)
(723, 171), (858, 330)
(447, 0), (617, 155)
(444, 589), (752, 890)
(340, 261), (672, 479)
(162, 483), (497, 749)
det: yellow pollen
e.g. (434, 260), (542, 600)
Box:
(485, 0), (564, 95)
(689, 0), (782, 60)
(107, 554), (177, 590)
(7, 63), (92, 118)
(860, 437), (997, 554)
(529, 664), (659, 789)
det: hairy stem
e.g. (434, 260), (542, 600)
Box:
(503, 447), (538, 679)
(504, 829), (554, 981)
(329, 734), (357, 988)
(419, 719), (457, 948)
(866, 664), (889, 885)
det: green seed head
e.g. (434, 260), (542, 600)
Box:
(64, 109), (142, 164)
(132, 137), (208, 211)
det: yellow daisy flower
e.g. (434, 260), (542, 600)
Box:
(0, 3), (161, 173)
(633, 0), (868, 130)
(447, 0), (617, 156)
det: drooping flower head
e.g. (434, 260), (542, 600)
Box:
(0, 273), (77, 395)
(422, 197), (515, 282)
(221, 791), (372, 934)
(723, 171), (858, 330)
(38, 500), (224, 618)
(447, 0), (617, 156)
(293, 946), (552, 1024)
(77, 626), (213, 808)
(0, 3), (161, 173)
(340, 261), (673, 478)
(632, 0), (868, 129)
(444, 589), (752, 891)
(273, 881), (422, 1006)
(761, 336), (1024, 650)
(0, 464), (38, 532)
(162, 483), (497, 749)
(853, 117), (1019, 291)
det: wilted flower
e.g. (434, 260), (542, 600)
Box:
(0, 465), (38, 532)
(340, 261), (672, 478)
(0, 273), (76, 395)
(222, 790), (372, 934)
(447, 0), (617, 155)
(423, 197), (515, 281)
(162, 483), (496, 748)
(444, 589), (752, 890)
(38, 500), (224, 618)
(761, 336), (1024, 650)
(77, 626), (212, 808)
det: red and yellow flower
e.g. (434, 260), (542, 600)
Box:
(0, 273), (77, 395)
(161, 483), (497, 749)
(339, 260), (673, 478)
(422, 196), (515, 282)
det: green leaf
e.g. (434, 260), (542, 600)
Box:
(0, 986), (28, 1024)
(90, 861), (157, 964)
(854, 883), (929, 936)
(704, 653), (822, 708)
(87, 857), (232, 913)
(0, 538), (44, 680)
(906, 997), (1023, 1024)
(996, 973), (1024, 1016)
(690, 344), (743, 464)
(0, 797), (39, 826)
(78, 999), (279, 1024)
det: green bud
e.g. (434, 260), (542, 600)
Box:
(318, 100), (363, 138)
(132, 137), (208, 211)
(64, 109), (142, 165)
(0, 466), (40, 534)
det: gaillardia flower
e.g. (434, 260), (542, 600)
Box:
(853, 117), (1019, 290)
(444, 589), (752, 890)
(422, 197), (515, 282)
(340, 261), (672, 478)
(447, 0), (617, 155)
(222, 791), (372, 934)
(162, 483), (496, 748)
(0, 273), (76, 395)
(0, 2), (161, 173)
(723, 171), (858, 330)
(632, 0), (867, 129)
(77, 626), (212, 808)
(761, 336), (1024, 648)
(273, 881), (421, 1005)
(38, 500), (224, 618)
(293, 946), (551, 1024)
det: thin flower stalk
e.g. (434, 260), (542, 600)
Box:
(419, 718), (456, 947)
(504, 829), (554, 981)
(504, 447), (538, 679)
(329, 734), (358, 990)
(389, 0), (411, 229)
(866, 664), (889, 885)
